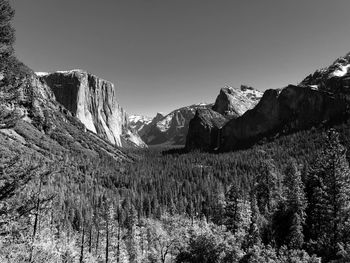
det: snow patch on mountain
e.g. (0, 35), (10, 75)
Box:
(128, 115), (152, 132)
(35, 72), (49, 77)
(332, 64), (350, 77)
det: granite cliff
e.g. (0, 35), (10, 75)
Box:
(38, 70), (146, 148)
(186, 52), (350, 152)
(185, 108), (228, 151)
(220, 85), (347, 151)
(0, 71), (129, 162)
(185, 85), (262, 150)
(140, 104), (211, 146)
(212, 85), (262, 117)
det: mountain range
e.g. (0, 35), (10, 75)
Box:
(2, 51), (350, 158)
(186, 52), (350, 151)
(130, 85), (263, 146)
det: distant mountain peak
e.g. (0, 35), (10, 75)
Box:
(213, 85), (262, 117)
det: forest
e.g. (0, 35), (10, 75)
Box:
(2, 0), (350, 262)
(3, 120), (350, 262)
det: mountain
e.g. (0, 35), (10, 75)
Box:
(37, 70), (146, 148)
(185, 85), (263, 150)
(220, 85), (347, 151)
(141, 85), (263, 146)
(212, 85), (263, 117)
(300, 52), (350, 95)
(141, 104), (211, 146)
(128, 114), (152, 133)
(186, 52), (350, 152)
(185, 108), (228, 151)
(0, 70), (129, 163)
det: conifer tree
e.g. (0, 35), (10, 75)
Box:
(284, 160), (307, 249)
(306, 130), (350, 259)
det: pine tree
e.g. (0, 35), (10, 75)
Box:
(305, 130), (350, 259)
(284, 160), (307, 249)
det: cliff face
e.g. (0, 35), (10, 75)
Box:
(185, 85), (262, 150)
(0, 72), (129, 162)
(141, 104), (211, 146)
(186, 108), (228, 151)
(185, 52), (350, 152)
(220, 85), (348, 151)
(212, 85), (262, 117)
(39, 70), (145, 147)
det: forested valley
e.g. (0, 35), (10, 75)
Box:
(2, 0), (350, 262)
(3, 120), (350, 262)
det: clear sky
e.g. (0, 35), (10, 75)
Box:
(10, 0), (350, 117)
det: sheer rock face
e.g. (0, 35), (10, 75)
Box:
(186, 108), (229, 151)
(185, 85), (262, 150)
(212, 85), (262, 117)
(39, 70), (145, 147)
(0, 74), (129, 161)
(220, 85), (347, 151)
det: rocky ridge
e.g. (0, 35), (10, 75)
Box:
(141, 104), (211, 146)
(185, 85), (263, 150)
(0, 72), (129, 162)
(38, 70), (146, 148)
(186, 52), (350, 152)
(212, 85), (262, 117)
(128, 115), (152, 134)
(140, 85), (263, 147)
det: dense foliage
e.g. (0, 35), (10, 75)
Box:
(3, 120), (350, 262)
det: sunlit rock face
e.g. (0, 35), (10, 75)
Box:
(185, 85), (262, 150)
(141, 104), (212, 146)
(0, 73), (129, 162)
(220, 85), (347, 151)
(212, 85), (262, 117)
(39, 70), (145, 147)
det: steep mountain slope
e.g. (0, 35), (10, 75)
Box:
(186, 52), (350, 152)
(142, 85), (262, 146)
(0, 71), (129, 162)
(212, 85), (262, 117)
(185, 108), (228, 151)
(185, 85), (262, 150)
(128, 115), (152, 133)
(300, 52), (350, 96)
(38, 70), (146, 148)
(220, 85), (347, 151)
(141, 104), (211, 146)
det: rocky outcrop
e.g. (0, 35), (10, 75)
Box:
(0, 71), (129, 162)
(128, 115), (152, 134)
(185, 85), (262, 150)
(186, 108), (228, 151)
(186, 52), (350, 152)
(141, 104), (211, 146)
(39, 70), (146, 148)
(213, 85), (262, 117)
(220, 85), (348, 151)
(300, 52), (350, 101)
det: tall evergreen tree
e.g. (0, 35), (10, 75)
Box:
(305, 130), (350, 259)
(284, 160), (307, 249)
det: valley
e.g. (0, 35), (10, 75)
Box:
(2, 0), (350, 262)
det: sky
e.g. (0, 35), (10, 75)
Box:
(10, 0), (350, 117)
